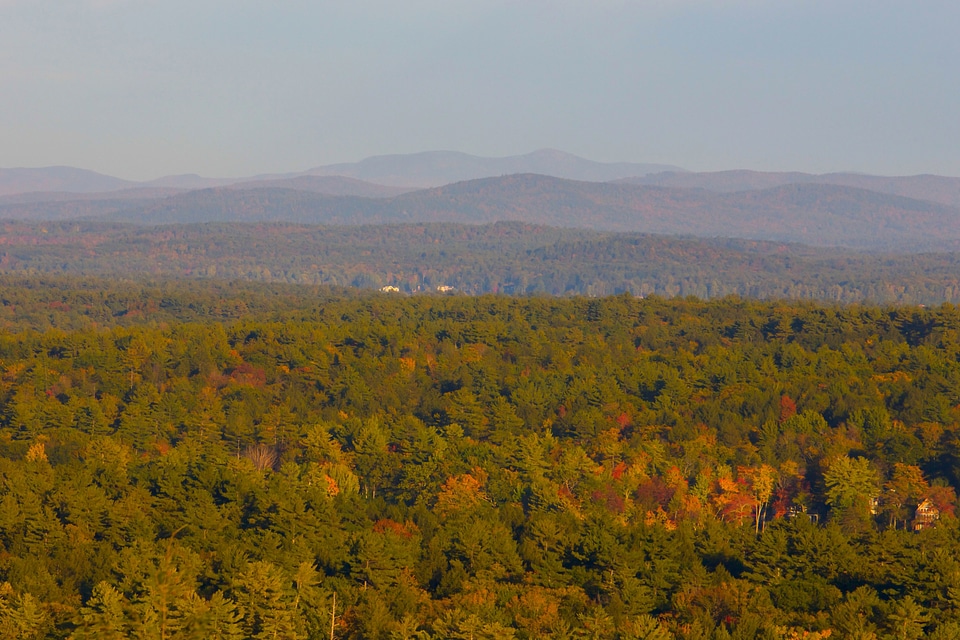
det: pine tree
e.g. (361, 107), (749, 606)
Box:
(71, 582), (129, 640)
(0, 583), (47, 640)
(234, 561), (299, 640)
(181, 591), (245, 640)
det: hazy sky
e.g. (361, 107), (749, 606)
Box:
(1, 0), (958, 180)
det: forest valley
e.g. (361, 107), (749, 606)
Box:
(0, 278), (960, 638)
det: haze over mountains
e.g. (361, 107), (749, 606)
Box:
(225, 176), (412, 198)
(300, 149), (684, 187)
(0, 149), (680, 196)
(0, 166), (137, 196)
(1, 150), (959, 252)
(620, 171), (960, 209)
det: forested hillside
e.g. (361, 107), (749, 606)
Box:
(2, 221), (960, 305)
(1, 280), (960, 637)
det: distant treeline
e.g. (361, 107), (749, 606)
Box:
(1, 220), (959, 304)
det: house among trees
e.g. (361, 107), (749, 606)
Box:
(913, 498), (940, 531)
(785, 505), (806, 519)
(786, 505), (818, 523)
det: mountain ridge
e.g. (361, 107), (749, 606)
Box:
(76, 173), (960, 251)
(620, 170), (960, 208)
(3, 170), (960, 251)
(303, 149), (684, 187)
(0, 149), (682, 196)
(0, 166), (136, 196)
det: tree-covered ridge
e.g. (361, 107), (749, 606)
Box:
(2, 221), (960, 304)
(2, 288), (960, 637)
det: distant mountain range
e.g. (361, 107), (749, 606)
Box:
(1, 152), (959, 252)
(299, 149), (684, 187)
(0, 149), (680, 196)
(0, 174), (957, 250)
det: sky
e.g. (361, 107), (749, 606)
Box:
(1, 0), (958, 180)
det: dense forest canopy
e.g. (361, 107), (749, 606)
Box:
(0, 278), (960, 637)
